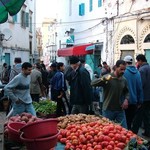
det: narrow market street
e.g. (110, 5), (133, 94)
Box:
(1, 0), (150, 150)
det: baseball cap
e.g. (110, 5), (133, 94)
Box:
(124, 55), (133, 62)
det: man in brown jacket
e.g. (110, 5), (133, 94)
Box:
(30, 63), (44, 102)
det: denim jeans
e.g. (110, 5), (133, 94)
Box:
(13, 102), (36, 116)
(102, 110), (127, 128)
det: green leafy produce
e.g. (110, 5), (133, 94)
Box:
(125, 138), (150, 150)
(33, 100), (57, 115)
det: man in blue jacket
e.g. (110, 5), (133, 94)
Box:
(51, 62), (69, 116)
(123, 55), (143, 130)
(131, 54), (150, 137)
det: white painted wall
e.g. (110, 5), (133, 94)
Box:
(0, 0), (36, 68)
(55, 0), (150, 66)
(56, 0), (108, 64)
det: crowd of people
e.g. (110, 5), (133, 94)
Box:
(0, 54), (150, 138)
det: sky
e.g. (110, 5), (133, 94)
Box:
(36, 0), (58, 27)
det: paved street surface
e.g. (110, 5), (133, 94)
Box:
(0, 112), (6, 150)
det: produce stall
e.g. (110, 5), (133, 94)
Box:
(57, 114), (150, 150)
(3, 111), (150, 150)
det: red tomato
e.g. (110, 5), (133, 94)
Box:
(82, 145), (87, 149)
(117, 142), (126, 149)
(126, 133), (132, 138)
(121, 129), (128, 135)
(89, 122), (97, 127)
(115, 125), (122, 131)
(98, 135), (104, 142)
(89, 130), (95, 136)
(60, 138), (67, 144)
(72, 139), (78, 145)
(101, 141), (109, 148)
(66, 135), (71, 140)
(120, 135), (126, 142)
(108, 133), (115, 138)
(70, 145), (75, 149)
(71, 135), (77, 140)
(93, 141), (97, 147)
(103, 136), (111, 142)
(60, 130), (67, 137)
(87, 143), (92, 147)
(103, 129), (109, 135)
(65, 145), (70, 150)
(94, 136), (99, 142)
(107, 145), (113, 149)
(115, 133), (121, 141)
(87, 147), (94, 150)
(87, 135), (93, 140)
(94, 145), (102, 150)
(94, 129), (99, 135)
(114, 147), (122, 150)
(79, 136), (86, 144)
(57, 134), (62, 140)
(109, 141), (115, 146)
(109, 124), (115, 130)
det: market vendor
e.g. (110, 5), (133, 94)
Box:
(91, 60), (129, 128)
(4, 62), (36, 116)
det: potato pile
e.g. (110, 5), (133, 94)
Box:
(58, 114), (110, 129)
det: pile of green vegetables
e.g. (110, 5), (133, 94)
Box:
(125, 138), (150, 150)
(33, 100), (57, 115)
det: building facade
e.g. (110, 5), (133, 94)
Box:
(56, 0), (150, 67)
(56, 0), (109, 68)
(40, 18), (57, 66)
(112, 0), (150, 64)
(0, 0), (37, 71)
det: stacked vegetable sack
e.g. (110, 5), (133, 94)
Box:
(57, 114), (149, 150)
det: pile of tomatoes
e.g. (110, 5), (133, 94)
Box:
(58, 121), (143, 150)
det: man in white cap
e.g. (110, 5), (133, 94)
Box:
(123, 55), (143, 130)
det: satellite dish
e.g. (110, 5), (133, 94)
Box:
(2, 28), (12, 41)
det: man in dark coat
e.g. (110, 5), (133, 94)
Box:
(67, 56), (92, 114)
(131, 54), (150, 137)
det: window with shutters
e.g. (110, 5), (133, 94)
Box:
(21, 10), (26, 28)
(69, 0), (72, 16)
(29, 16), (32, 32)
(98, 0), (102, 7)
(26, 12), (29, 28)
(13, 15), (17, 23)
(79, 3), (85, 16)
(89, 0), (93, 12)
(29, 10), (33, 32)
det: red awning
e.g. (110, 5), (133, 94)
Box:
(57, 43), (93, 57)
